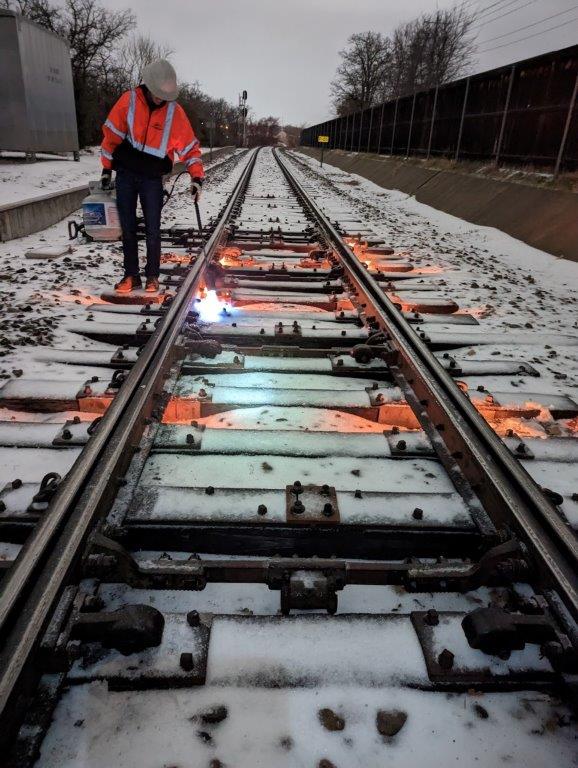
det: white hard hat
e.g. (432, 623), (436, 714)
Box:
(142, 59), (179, 102)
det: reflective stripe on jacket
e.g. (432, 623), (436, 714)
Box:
(101, 87), (204, 178)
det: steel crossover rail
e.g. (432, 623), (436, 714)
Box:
(273, 147), (578, 634)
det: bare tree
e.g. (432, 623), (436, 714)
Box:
(330, 4), (475, 113)
(280, 124), (306, 148)
(330, 31), (390, 115)
(0, 0), (59, 29)
(389, 5), (475, 97)
(246, 117), (281, 147)
(120, 33), (174, 87)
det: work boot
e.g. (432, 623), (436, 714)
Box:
(145, 277), (160, 293)
(115, 275), (141, 292)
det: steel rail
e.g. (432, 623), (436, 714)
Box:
(274, 147), (578, 627)
(0, 148), (260, 746)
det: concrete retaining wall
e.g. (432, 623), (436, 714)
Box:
(298, 148), (578, 262)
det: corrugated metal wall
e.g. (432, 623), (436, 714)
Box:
(301, 45), (578, 173)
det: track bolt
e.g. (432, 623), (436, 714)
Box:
(198, 388), (207, 399)
(375, 393), (384, 404)
(12, 479), (23, 489)
(354, 489), (362, 499)
(341, 330), (347, 336)
(260, 328), (265, 335)
(82, 595), (105, 612)
(542, 487), (563, 506)
(412, 507), (424, 520)
(336, 358), (343, 367)
(425, 609), (439, 626)
(187, 610), (200, 627)
(258, 504), (268, 516)
(516, 442), (526, 454)
(62, 428), (72, 441)
(391, 426), (399, 435)
(322, 502), (334, 517)
(180, 652), (195, 671)
(438, 648), (454, 670)
(396, 440), (407, 451)
(321, 484), (330, 496)
(73, 416), (81, 424)
(205, 486), (215, 495)
(292, 500), (305, 515)
(292, 480), (302, 494)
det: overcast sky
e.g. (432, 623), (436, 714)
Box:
(101, 0), (578, 125)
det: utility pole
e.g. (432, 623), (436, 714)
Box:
(239, 90), (248, 148)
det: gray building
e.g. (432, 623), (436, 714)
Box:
(0, 9), (79, 155)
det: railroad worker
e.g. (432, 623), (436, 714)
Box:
(100, 59), (204, 293)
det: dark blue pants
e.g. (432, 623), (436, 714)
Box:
(115, 167), (163, 278)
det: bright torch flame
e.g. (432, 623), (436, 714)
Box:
(196, 289), (229, 322)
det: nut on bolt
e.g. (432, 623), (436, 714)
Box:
(438, 648), (454, 670)
(180, 652), (195, 671)
(322, 502), (334, 517)
(425, 609), (439, 626)
(292, 500), (305, 515)
(187, 610), (200, 627)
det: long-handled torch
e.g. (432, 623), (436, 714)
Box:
(194, 200), (203, 234)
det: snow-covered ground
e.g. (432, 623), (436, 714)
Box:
(0, 147), (214, 206)
(0, 150), (246, 386)
(0, 150), (100, 205)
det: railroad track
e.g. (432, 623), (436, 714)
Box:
(0, 146), (577, 766)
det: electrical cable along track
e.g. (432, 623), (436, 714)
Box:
(0, 147), (577, 766)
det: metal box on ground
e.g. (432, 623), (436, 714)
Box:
(0, 9), (78, 154)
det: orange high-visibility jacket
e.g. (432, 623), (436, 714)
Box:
(101, 87), (204, 178)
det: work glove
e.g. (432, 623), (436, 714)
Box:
(191, 177), (203, 202)
(101, 169), (112, 190)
